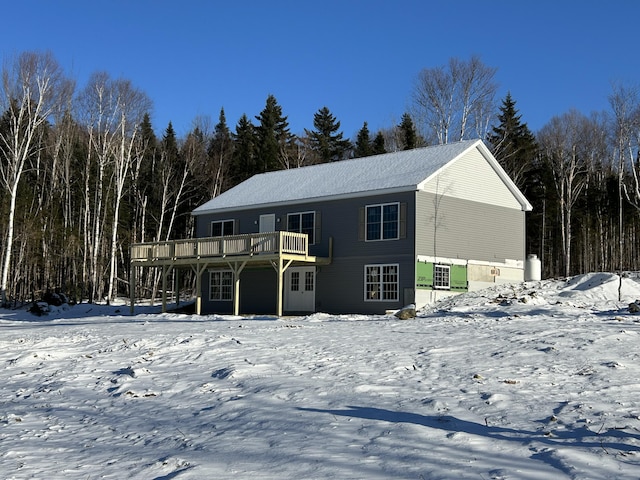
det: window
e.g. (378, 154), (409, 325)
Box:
(290, 271), (300, 292)
(433, 264), (450, 290)
(209, 271), (233, 301)
(366, 203), (399, 241)
(365, 264), (399, 301)
(305, 271), (314, 291)
(287, 212), (315, 244)
(211, 219), (234, 237)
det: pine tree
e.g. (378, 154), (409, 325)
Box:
(487, 93), (537, 189)
(305, 106), (351, 163)
(131, 112), (158, 243)
(207, 108), (234, 196)
(255, 94), (293, 172)
(354, 122), (372, 158)
(372, 131), (386, 155)
(161, 122), (180, 164)
(230, 114), (257, 183)
(398, 113), (418, 150)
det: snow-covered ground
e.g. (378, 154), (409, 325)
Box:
(3, 273), (640, 479)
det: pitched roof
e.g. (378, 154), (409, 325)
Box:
(192, 139), (530, 215)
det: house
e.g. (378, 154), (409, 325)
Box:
(130, 139), (532, 316)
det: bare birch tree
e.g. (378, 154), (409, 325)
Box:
(608, 83), (640, 298)
(411, 55), (498, 144)
(77, 72), (119, 302)
(0, 51), (72, 304)
(77, 72), (151, 302)
(538, 110), (590, 277)
(106, 80), (151, 302)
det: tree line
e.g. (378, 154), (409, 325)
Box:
(0, 51), (639, 305)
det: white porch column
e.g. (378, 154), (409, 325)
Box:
(227, 260), (248, 316)
(193, 263), (209, 315)
(129, 263), (135, 315)
(273, 258), (293, 317)
(161, 264), (171, 313)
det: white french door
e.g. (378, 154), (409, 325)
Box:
(285, 267), (316, 312)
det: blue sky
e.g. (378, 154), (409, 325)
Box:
(2, 1), (639, 139)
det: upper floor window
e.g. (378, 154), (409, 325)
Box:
(366, 203), (399, 241)
(211, 219), (234, 237)
(287, 212), (315, 244)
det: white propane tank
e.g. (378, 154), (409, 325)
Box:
(525, 254), (541, 282)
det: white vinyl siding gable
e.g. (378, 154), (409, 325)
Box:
(420, 148), (523, 210)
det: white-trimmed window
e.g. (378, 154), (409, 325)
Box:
(366, 203), (399, 241)
(209, 270), (233, 301)
(364, 264), (399, 301)
(211, 219), (235, 237)
(287, 211), (315, 244)
(433, 264), (450, 290)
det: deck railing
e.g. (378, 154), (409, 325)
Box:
(131, 231), (309, 262)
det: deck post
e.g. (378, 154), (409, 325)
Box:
(161, 264), (168, 313)
(276, 258), (283, 317)
(274, 258), (293, 317)
(175, 268), (180, 306)
(193, 263), (209, 315)
(129, 263), (135, 315)
(195, 265), (202, 315)
(227, 260), (248, 316)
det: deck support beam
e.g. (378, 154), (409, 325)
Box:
(129, 264), (135, 315)
(273, 259), (293, 317)
(227, 260), (248, 316)
(192, 263), (209, 315)
(161, 264), (170, 313)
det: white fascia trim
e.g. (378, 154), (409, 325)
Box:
(468, 258), (525, 269)
(417, 255), (467, 266)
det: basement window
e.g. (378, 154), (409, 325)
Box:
(209, 270), (233, 301)
(433, 264), (450, 290)
(364, 264), (399, 301)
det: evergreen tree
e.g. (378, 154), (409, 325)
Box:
(305, 106), (351, 163)
(354, 122), (372, 158)
(207, 108), (234, 195)
(161, 122), (180, 164)
(372, 131), (386, 155)
(487, 92), (537, 189)
(230, 114), (257, 183)
(131, 112), (158, 242)
(255, 94), (293, 172)
(398, 113), (418, 150)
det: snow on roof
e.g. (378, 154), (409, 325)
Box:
(193, 139), (481, 215)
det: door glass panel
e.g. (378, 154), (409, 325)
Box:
(290, 272), (299, 291)
(305, 271), (314, 291)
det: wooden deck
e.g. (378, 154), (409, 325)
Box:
(130, 231), (329, 316)
(131, 231), (314, 265)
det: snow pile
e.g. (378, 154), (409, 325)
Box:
(2, 273), (640, 479)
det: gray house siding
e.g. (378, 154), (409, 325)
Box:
(415, 191), (525, 262)
(196, 191), (417, 315)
